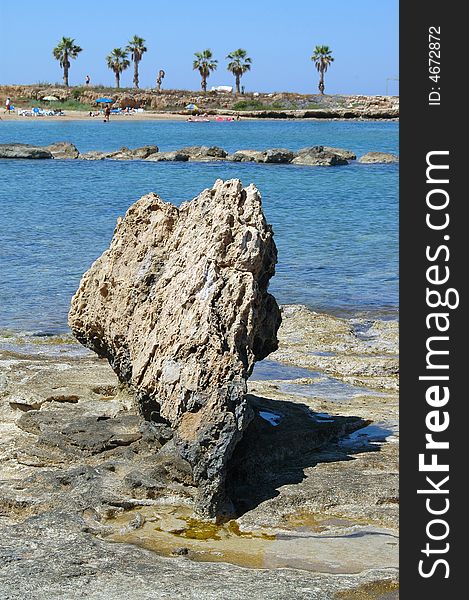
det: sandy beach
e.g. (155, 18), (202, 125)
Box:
(2, 110), (198, 122)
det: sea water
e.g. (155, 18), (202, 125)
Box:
(0, 120), (398, 334)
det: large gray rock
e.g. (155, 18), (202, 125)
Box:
(323, 146), (357, 160)
(263, 148), (295, 163)
(45, 141), (80, 159)
(109, 146), (159, 160)
(229, 150), (266, 163)
(179, 145), (228, 160)
(68, 179), (281, 518)
(79, 151), (109, 161)
(292, 146), (349, 166)
(228, 149), (294, 164)
(0, 143), (52, 159)
(359, 151), (399, 164)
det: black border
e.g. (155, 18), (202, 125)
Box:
(400, 2), (464, 594)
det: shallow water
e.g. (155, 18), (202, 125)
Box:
(0, 120), (398, 333)
(0, 119), (398, 155)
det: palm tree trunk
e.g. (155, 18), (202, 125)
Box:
(318, 70), (325, 94)
(63, 52), (69, 87)
(133, 60), (139, 88)
(116, 72), (120, 88)
(202, 76), (207, 92)
(235, 74), (240, 94)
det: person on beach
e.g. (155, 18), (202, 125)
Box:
(85, 75), (90, 86)
(5, 97), (11, 113)
(104, 106), (111, 122)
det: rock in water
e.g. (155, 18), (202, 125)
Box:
(69, 179), (281, 517)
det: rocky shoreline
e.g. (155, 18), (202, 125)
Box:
(0, 85), (399, 119)
(0, 142), (399, 166)
(0, 304), (398, 599)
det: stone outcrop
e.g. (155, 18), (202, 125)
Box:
(79, 151), (109, 161)
(0, 143), (52, 159)
(178, 145), (228, 160)
(228, 150), (266, 163)
(68, 179), (281, 517)
(79, 146), (159, 161)
(292, 146), (349, 166)
(323, 146), (357, 160)
(111, 145), (159, 160)
(45, 141), (80, 159)
(359, 151), (399, 164)
(146, 150), (189, 162)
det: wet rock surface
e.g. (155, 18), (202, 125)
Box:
(0, 305), (398, 598)
(68, 179), (281, 517)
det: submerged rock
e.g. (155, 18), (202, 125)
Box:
(358, 151), (399, 164)
(0, 143), (52, 159)
(68, 179), (281, 517)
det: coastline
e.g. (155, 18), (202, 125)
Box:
(0, 305), (398, 595)
(1, 110), (399, 123)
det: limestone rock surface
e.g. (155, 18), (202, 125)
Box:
(45, 141), (80, 159)
(292, 146), (349, 166)
(69, 179), (281, 517)
(178, 145), (228, 160)
(146, 150), (189, 162)
(358, 152), (399, 164)
(0, 143), (52, 159)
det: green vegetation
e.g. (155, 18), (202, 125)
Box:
(52, 37), (82, 87)
(232, 99), (287, 111)
(126, 35), (147, 89)
(106, 48), (130, 88)
(311, 45), (334, 95)
(226, 49), (252, 94)
(193, 49), (218, 92)
(15, 98), (92, 111)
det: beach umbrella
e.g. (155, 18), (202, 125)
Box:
(185, 103), (198, 110)
(95, 98), (114, 103)
(42, 95), (58, 101)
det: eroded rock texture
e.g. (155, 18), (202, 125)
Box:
(69, 179), (281, 517)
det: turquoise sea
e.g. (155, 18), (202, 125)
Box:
(0, 119), (398, 334)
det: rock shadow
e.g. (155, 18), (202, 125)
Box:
(226, 394), (372, 516)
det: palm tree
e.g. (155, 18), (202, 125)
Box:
(226, 49), (252, 94)
(106, 48), (130, 88)
(126, 35), (147, 88)
(311, 45), (334, 94)
(52, 37), (82, 87)
(193, 49), (218, 92)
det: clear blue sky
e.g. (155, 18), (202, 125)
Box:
(0, 0), (399, 95)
